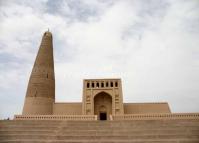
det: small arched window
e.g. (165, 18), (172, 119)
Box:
(92, 82), (95, 88)
(106, 82), (109, 87)
(115, 82), (118, 87)
(101, 82), (104, 87)
(111, 82), (113, 87)
(96, 82), (99, 88)
(87, 82), (90, 88)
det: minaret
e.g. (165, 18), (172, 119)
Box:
(22, 31), (55, 115)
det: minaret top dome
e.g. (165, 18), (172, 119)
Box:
(44, 31), (52, 37)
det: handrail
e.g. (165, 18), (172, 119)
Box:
(112, 113), (199, 120)
(14, 115), (97, 121)
(14, 113), (199, 121)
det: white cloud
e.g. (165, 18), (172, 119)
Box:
(0, 0), (199, 119)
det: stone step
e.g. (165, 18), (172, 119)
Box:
(60, 126), (199, 131)
(57, 135), (199, 140)
(0, 130), (54, 135)
(1, 129), (198, 136)
(59, 129), (199, 135)
(0, 126), (58, 131)
(1, 122), (199, 127)
(1, 127), (198, 133)
(1, 124), (198, 129)
(0, 121), (60, 125)
(0, 119), (198, 142)
(1, 120), (199, 125)
(2, 125), (198, 129)
(1, 139), (199, 143)
(0, 132), (198, 138)
(0, 130), (198, 136)
(0, 134), (199, 140)
(0, 123), (157, 126)
(0, 123), (191, 126)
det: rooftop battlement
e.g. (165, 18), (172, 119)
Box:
(84, 79), (121, 89)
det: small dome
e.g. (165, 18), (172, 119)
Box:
(44, 31), (52, 37)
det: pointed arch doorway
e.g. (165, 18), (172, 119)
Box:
(94, 92), (112, 120)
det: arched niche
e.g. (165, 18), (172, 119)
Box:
(94, 92), (112, 120)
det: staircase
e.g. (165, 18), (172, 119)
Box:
(0, 119), (199, 143)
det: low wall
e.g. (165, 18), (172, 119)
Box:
(14, 115), (97, 121)
(112, 113), (199, 120)
(124, 102), (171, 114)
(53, 103), (82, 115)
(14, 113), (199, 121)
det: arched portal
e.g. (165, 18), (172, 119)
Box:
(94, 92), (112, 120)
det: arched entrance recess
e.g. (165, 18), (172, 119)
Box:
(94, 92), (112, 120)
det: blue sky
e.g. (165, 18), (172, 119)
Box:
(0, 0), (199, 119)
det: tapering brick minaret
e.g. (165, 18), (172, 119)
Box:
(22, 31), (55, 115)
